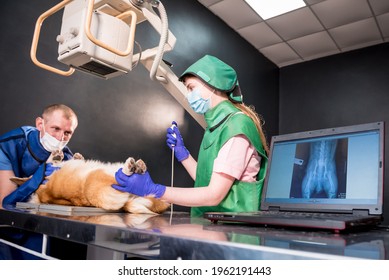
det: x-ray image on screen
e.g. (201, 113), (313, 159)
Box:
(289, 138), (348, 199)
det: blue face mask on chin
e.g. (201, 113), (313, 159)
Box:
(187, 87), (212, 114)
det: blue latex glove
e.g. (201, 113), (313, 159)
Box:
(166, 121), (189, 162)
(42, 163), (60, 184)
(112, 169), (166, 198)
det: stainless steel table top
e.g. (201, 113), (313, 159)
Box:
(1, 207), (388, 259)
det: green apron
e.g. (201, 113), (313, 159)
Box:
(191, 101), (268, 217)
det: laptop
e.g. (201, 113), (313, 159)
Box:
(204, 122), (385, 232)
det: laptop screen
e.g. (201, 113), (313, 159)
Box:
(261, 122), (384, 215)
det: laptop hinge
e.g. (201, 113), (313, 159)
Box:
(352, 209), (370, 216)
(268, 206), (281, 212)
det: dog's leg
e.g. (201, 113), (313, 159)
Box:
(73, 153), (84, 160)
(84, 170), (130, 210)
(121, 158), (168, 214)
(123, 195), (170, 214)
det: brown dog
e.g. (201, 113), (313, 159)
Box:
(10, 154), (170, 215)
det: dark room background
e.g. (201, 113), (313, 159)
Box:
(0, 0), (388, 222)
(280, 42), (389, 223)
(0, 0), (278, 212)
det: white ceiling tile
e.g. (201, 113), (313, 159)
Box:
(266, 7), (324, 40)
(329, 18), (383, 49)
(312, 0), (373, 29)
(209, 0), (261, 29)
(300, 49), (341, 62)
(238, 22), (283, 49)
(341, 40), (384, 52)
(369, 0), (389, 15)
(288, 31), (339, 59)
(377, 12), (389, 38)
(197, 0), (222, 7)
(260, 42), (301, 65)
(304, 0), (326, 5)
(278, 58), (305, 67)
(198, 0), (388, 67)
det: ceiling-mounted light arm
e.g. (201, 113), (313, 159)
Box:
(30, 0), (75, 76)
(132, 0), (173, 83)
(85, 0), (138, 57)
(148, 1), (168, 83)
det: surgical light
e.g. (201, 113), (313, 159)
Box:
(244, 0), (306, 20)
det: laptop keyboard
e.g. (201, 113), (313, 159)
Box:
(253, 211), (360, 221)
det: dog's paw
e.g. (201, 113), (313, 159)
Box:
(73, 153), (84, 160)
(135, 159), (147, 174)
(123, 157), (137, 176)
(122, 158), (147, 175)
(49, 150), (64, 164)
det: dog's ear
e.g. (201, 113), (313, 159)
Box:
(9, 176), (32, 186)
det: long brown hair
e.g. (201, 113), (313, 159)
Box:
(183, 73), (269, 155)
(232, 102), (269, 155)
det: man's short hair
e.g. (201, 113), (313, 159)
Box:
(42, 104), (78, 127)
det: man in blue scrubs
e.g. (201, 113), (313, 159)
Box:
(0, 104), (78, 207)
(0, 104), (79, 259)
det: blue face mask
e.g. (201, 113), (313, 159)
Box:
(187, 87), (212, 114)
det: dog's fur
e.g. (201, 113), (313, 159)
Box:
(10, 153), (170, 215)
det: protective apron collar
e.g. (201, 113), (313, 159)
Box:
(27, 129), (51, 163)
(204, 100), (239, 130)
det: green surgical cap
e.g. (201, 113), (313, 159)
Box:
(179, 55), (243, 103)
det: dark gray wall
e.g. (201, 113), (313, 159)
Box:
(0, 0), (278, 211)
(2, 0), (387, 223)
(280, 43), (389, 224)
